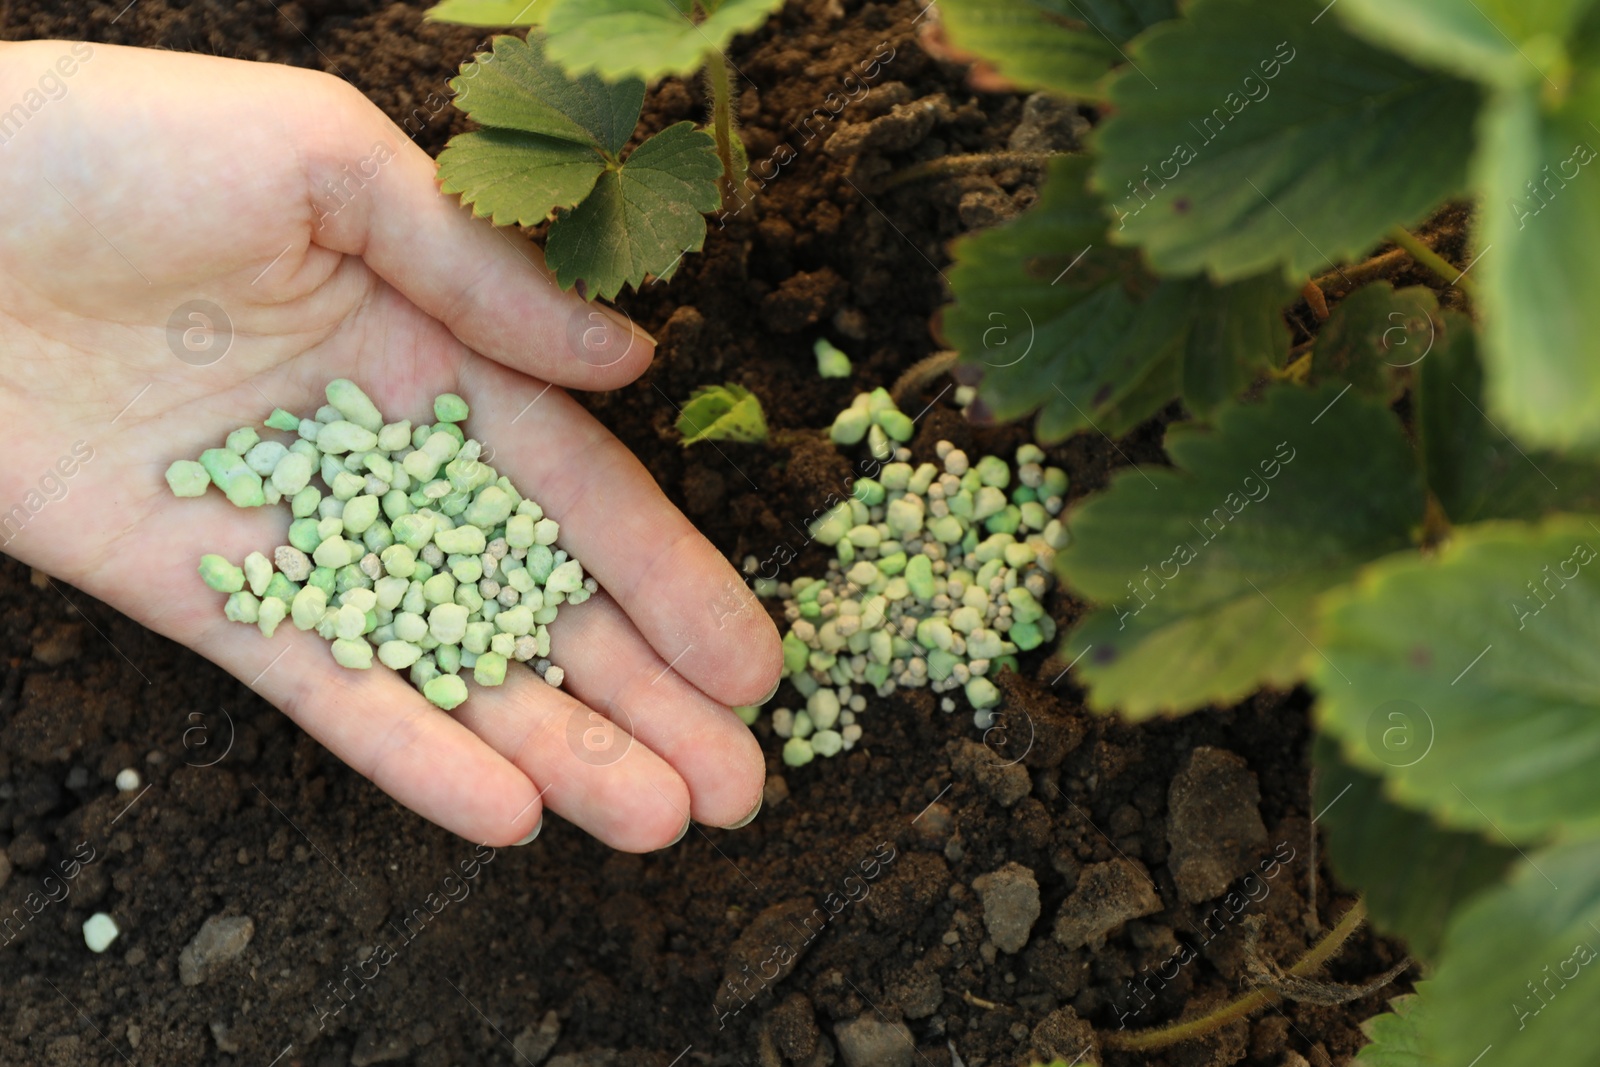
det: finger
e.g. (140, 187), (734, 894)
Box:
(220, 620), (545, 847)
(146, 487), (683, 851)
(302, 78), (656, 391)
(458, 357), (784, 707)
(547, 592), (765, 828)
(126, 498), (544, 848)
(445, 667), (692, 852)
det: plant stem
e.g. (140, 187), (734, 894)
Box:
(1101, 899), (1369, 1052)
(1387, 226), (1480, 300)
(879, 152), (1055, 192)
(707, 54), (737, 203)
(1310, 246), (1410, 296)
(891, 350), (959, 407)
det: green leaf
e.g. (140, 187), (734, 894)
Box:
(1316, 516), (1600, 841)
(450, 35), (644, 156)
(946, 156), (1288, 443)
(437, 35), (720, 299)
(1311, 284), (1440, 400)
(437, 35), (645, 227)
(946, 156), (1185, 444)
(1366, 8), (1600, 449)
(1313, 736), (1516, 961)
(425, 0), (549, 26)
(934, 0), (1176, 98)
(437, 130), (611, 227)
(1092, 344), (1182, 437)
(544, 0), (784, 80)
(1057, 383), (1424, 717)
(1178, 272), (1293, 416)
(1416, 309), (1600, 522)
(1337, 0), (1586, 89)
(545, 121), (722, 300)
(1472, 72), (1600, 449)
(1426, 840), (1600, 1065)
(1353, 989), (1435, 1067)
(1091, 0), (1480, 281)
(677, 383), (769, 445)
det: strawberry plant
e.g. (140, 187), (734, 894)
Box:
(937, 0), (1600, 1060)
(422, 0), (777, 217)
(435, 34), (722, 299)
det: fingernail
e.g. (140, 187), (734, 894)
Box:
(759, 676), (782, 705)
(663, 815), (691, 849)
(594, 301), (657, 347)
(722, 795), (762, 830)
(513, 815), (544, 846)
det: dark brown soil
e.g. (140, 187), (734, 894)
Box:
(0, 3), (1405, 1065)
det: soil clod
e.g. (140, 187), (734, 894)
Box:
(1052, 858), (1163, 950)
(1167, 746), (1270, 904)
(971, 862), (1040, 954)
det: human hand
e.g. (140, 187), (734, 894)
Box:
(0, 40), (780, 849)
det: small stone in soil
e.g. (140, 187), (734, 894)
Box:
(512, 1010), (561, 1066)
(834, 1016), (914, 1067)
(179, 914), (255, 986)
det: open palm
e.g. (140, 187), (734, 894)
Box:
(0, 41), (779, 849)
